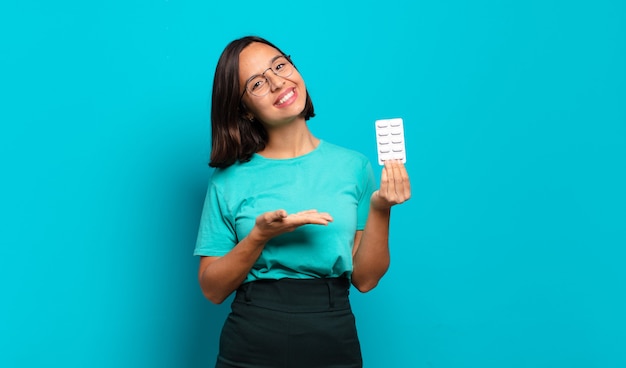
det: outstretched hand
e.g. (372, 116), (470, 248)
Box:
(371, 160), (411, 211)
(251, 209), (334, 243)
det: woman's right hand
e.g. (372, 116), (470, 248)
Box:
(250, 209), (334, 243)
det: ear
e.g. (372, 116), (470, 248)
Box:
(240, 103), (255, 122)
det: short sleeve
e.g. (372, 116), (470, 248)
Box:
(193, 179), (237, 256)
(356, 160), (376, 230)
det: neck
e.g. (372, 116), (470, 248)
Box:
(258, 118), (319, 159)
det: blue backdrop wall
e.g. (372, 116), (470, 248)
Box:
(2, 1), (625, 367)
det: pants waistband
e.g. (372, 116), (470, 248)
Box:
(234, 277), (351, 312)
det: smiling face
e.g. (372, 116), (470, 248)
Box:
(239, 42), (308, 128)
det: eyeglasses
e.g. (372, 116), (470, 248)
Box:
(241, 55), (294, 98)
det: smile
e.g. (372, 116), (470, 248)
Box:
(275, 88), (296, 106)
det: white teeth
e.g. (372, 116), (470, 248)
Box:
(278, 90), (295, 104)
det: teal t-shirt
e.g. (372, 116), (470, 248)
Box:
(194, 140), (376, 283)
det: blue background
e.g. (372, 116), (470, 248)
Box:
(1, 0), (625, 367)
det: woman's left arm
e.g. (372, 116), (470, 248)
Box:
(351, 160), (411, 292)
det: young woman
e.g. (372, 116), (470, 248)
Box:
(195, 36), (411, 368)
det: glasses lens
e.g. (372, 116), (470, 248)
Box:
(272, 57), (293, 77)
(247, 76), (268, 97)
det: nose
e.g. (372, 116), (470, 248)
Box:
(265, 71), (285, 92)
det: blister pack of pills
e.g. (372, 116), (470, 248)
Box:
(375, 118), (406, 165)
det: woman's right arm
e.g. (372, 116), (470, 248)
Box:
(198, 209), (333, 304)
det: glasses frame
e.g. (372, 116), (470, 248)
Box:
(240, 55), (293, 100)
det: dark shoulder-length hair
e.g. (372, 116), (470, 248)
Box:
(209, 36), (315, 168)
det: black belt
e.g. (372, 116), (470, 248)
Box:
(234, 277), (351, 312)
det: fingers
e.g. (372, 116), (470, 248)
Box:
(390, 160), (411, 200)
(294, 209), (319, 216)
(265, 209), (288, 223)
(260, 209), (333, 228)
(254, 209), (333, 242)
(380, 160), (411, 205)
(291, 210), (334, 225)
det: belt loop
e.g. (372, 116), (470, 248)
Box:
(244, 282), (253, 304)
(326, 279), (335, 309)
